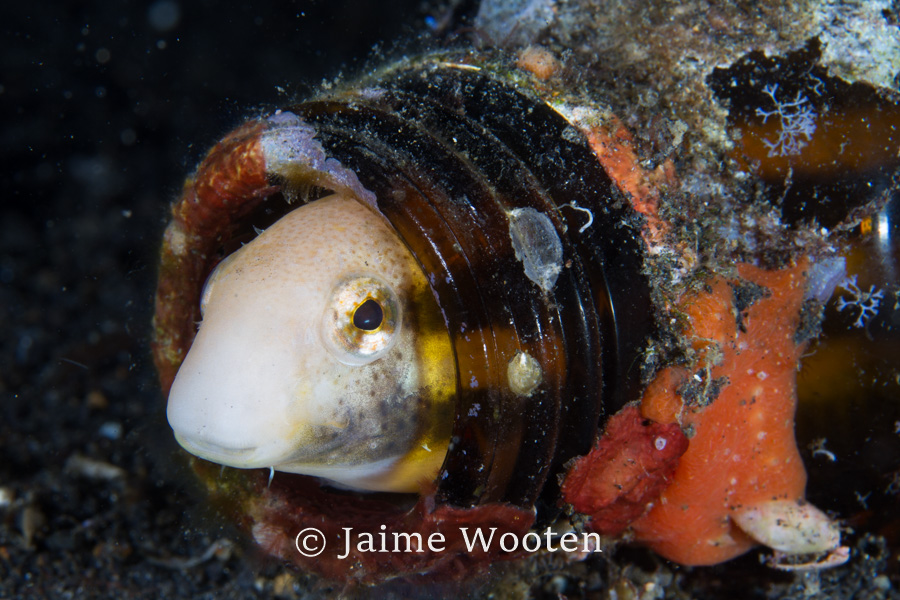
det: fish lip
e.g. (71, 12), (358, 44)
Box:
(174, 433), (262, 466)
(173, 420), (352, 468)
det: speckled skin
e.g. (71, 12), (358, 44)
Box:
(167, 194), (454, 492)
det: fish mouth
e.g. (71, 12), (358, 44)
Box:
(173, 433), (266, 467)
(172, 418), (353, 469)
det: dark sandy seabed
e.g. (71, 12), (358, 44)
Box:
(2, 1), (899, 599)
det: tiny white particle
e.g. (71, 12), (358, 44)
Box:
(654, 437), (667, 451)
(0, 487), (14, 509)
(98, 421), (123, 440)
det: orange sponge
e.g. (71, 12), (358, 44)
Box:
(631, 262), (809, 565)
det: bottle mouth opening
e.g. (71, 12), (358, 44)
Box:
(152, 54), (655, 582)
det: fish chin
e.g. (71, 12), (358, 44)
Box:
(172, 433), (262, 468)
(272, 456), (408, 492)
(174, 424), (421, 492)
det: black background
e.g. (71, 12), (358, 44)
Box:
(1, 2), (438, 597)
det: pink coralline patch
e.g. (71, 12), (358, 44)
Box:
(248, 475), (535, 583)
(577, 115), (677, 245)
(560, 405), (689, 536)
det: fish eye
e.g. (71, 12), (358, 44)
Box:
(353, 298), (384, 331)
(322, 276), (400, 365)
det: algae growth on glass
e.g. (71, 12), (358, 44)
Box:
(153, 0), (900, 596)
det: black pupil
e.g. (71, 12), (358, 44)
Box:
(353, 298), (384, 331)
